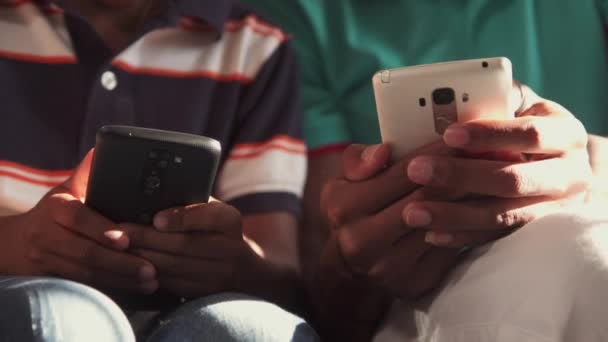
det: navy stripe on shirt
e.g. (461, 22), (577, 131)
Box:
(0, 0), (306, 217)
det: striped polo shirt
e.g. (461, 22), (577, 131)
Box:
(0, 0), (306, 217)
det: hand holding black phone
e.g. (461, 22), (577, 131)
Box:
(85, 125), (222, 309)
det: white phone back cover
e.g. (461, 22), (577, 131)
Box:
(373, 57), (514, 160)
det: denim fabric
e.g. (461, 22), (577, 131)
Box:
(0, 277), (319, 342)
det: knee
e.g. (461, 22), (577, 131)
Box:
(425, 211), (608, 335)
(445, 210), (608, 300)
(503, 211), (608, 271)
(147, 292), (320, 342)
(0, 277), (134, 342)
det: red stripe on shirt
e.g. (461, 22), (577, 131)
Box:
(0, 161), (73, 177)
(228, 144), (306, 160)
(224, 16), (288, 42)
(0, 50), (76, 64)
(231, 135), (305, 152)
(0, 171), (63, 188)
(308, 143), (351, 157)
(111, 60), (254, 83)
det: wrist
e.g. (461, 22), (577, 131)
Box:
(232, 243), (304, 311)
(305, 237), (391, 340)
(317, 237), (391, 318)
(0, 214), (27, 274)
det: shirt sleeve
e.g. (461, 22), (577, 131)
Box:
(599, 0), (608, 25)
(213, 35), (307, 218)
(241, 1), (353, 151)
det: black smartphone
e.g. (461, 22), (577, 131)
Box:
(85, 125), (221, 225)
(85, 125), (221, 310)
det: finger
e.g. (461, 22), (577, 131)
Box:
(122, 224), (240, 259)
(36, 251), (158, 294)
(336, 189), (431, 272)
(367, 231), (433, 294)
(153, 202), (241, 236)
(336, 186), (471, 273)
(341, 144), (391, 181)
(423, 230), (508, 249)
(133, 249), (231, 283)
(322, 142), (452, 226)
(403, 195), (581, 246)
(422, 192), (591, 247)
(39, 224), (155, 281)
(59, 148), (94, 200)
(48, 193), (129, 250)
(444, 104), (587, 154)
(407, 153), (591, 197)
(403, 196), (546, 231)
(402, 248), (462, 298)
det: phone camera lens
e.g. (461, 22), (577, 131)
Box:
(157, 160), (168, 169)
(482, 61), (489, 68)
(145, 175), (161, 190)
(432, 88), (455, 105)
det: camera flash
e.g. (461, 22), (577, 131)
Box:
(174, 156), (183, 164)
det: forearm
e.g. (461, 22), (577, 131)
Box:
(0, 215), (25, 275)
(587, 134), (608, 202)
(307, 234), (392, 341)
(300, 153), (392, 339)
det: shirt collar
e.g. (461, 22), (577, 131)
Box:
(172, 0), (232, 33)
(39, 0), (233, 35)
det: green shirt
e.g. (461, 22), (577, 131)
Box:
(243, 0), (608, 149)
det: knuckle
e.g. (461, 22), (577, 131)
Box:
(336, 229), (367, 271)
(522, 121), (543, 147)
(321, 180), (350, 227)
(27, 248), (44, 263)
(494, 210), (526, 229)
(62, 200), (85, 227)
(320, 180), (339, 208)
(427, 159), (451, 187)
(571, 119), (589, 149)
(528, 101), (553, 116)
(46, 194), (67, 217)
(326, 204), (349, 228)
(499, 167), (530, 196)
(78, 246), (97, 263)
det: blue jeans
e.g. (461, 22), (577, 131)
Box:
(0, 277), (319, 342)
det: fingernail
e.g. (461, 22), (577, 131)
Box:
(407, 158), (433, 184)
(443, 127), (470, 147)
(140, 280), (158, 294)
(361, 145), (381, 162)
(405, 208), (432, 227)
(104, 230), (129, 250)
(425, 231), (453, 246)
(153, 214), (169, 230)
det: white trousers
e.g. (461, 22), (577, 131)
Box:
(374, 205), (608, 342)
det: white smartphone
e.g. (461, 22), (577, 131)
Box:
(372, 57), (515, 161)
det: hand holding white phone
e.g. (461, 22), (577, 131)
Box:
(373, 57), (517, 160)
